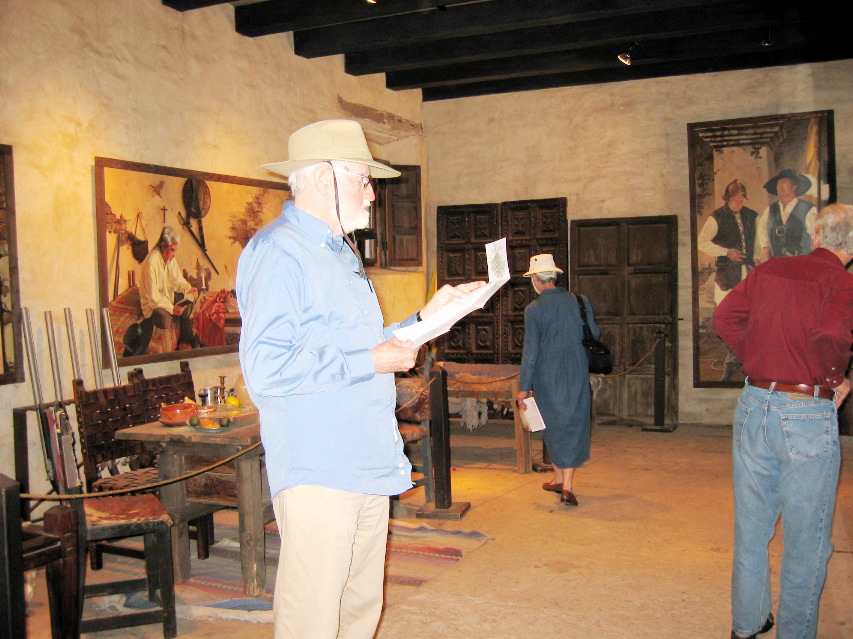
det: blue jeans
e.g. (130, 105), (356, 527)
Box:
(731, 384), (840, 639)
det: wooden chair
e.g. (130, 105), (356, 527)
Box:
(45, 403), (178, 638)
(1, 473), (78, 639)
(72, 364), (215, 567)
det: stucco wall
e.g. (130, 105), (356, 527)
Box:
(422, 60), (853, 424)
(0, 0), (425, 483)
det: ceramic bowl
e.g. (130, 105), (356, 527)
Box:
(159, 402), (199, 426)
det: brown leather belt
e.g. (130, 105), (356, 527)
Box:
(746, 378), (835, 400)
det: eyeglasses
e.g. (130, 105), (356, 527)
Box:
(336, 167), (373, 191)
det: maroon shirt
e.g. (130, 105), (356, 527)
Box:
(714, 248), (853, 388)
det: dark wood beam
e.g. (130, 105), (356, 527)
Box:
(291, 0), (731, 57)
(346, 0), (807, 76)
(162, 0), (232, 11)
(420, 46), (850, 101)
(385, 22), (825, 90)
(234, 0), (474, 38)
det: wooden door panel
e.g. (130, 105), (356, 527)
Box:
(626, 273), (673, 317)
(576, 274), (621, 318)
(624, 375), (655, 423)
(593, 381), (620, 424)
(627, 222), (674, 266)
(575, 225), (620, 268)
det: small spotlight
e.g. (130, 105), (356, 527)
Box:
(761, 26), (772, 47)
(618, 42), (638, 66)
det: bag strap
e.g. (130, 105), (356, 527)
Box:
(131, 211), (147, 239)
(574, 293), (595, 342)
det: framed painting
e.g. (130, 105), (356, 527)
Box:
(688, 110), (835, 387)
(0, 144), (24, 384)
(95, 157), (289, 366)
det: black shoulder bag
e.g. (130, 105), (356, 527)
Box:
(574, 294), (612, 375)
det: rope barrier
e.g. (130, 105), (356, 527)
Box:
(20, 441), (263, 501)
(22, 338), (663, 502)
(593, 336), (662, 378)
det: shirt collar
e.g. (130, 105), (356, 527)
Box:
(284, 200), (346, 252)
(811, 247), (846, 268)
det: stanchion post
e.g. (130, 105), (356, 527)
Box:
(643, 330), (676, 433)
(417, 365), (470, 520)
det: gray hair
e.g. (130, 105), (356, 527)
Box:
(533, 271), (559, 285)
(814, 203), (853, 253)
(157, 226), (179, 250)
(287, 163), (326, 197)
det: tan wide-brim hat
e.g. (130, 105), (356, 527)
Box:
(524, 253), (564, 277)
(262, 119), (401, 178)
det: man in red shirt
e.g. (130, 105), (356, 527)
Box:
(714, 203), (853, 639)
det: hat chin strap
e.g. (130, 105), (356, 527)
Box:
(325, 161), (371, 289)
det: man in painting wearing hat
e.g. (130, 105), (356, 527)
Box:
(697, 178), (760, 381)
(515, 254), (600, 507)
(236, 119), (483, 639)
(758, 168), (816, 259)
(714, 203), (853, 639)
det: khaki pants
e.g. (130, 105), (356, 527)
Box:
(271, 485), (389, 639)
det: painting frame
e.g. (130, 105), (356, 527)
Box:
(688, 110), (835, 388)
(95, 157), (290, 367)
(0, 144), (24, 385)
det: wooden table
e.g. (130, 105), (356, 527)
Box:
(116, 415), (273, 596)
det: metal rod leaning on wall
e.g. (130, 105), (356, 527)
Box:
(20, 308), (57, 489)
(100, 306), (120, 386)
(63, 308), (82, 381)
(86, 308), (104, 388)
(44, 311), (64, 401)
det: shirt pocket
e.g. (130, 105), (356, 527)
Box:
(780, 408), (836, 460)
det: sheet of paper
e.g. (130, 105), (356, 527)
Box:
(518, 397), (547, 432)
(393, 238), (510, 348)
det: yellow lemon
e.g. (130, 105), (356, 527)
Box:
(224, 396), (242, 409)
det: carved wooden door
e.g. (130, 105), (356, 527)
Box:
(436, 198), (567, 364)
(571, 216), (678, 425)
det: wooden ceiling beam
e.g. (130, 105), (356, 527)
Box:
(234, 0), (472, 38)
(385, 22), (826, 90)
(290, 0), (734, 58)
(162, 0), (232, 11)
(345, 0), (806, 76)
(420, 45), (850, 101)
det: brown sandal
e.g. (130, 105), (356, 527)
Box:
(542, 482), (562, 493)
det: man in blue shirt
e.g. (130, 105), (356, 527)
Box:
(237, 119), (482, 639)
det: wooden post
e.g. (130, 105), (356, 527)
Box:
(416, 366), (470, 520)
(643, 330), (676, 433)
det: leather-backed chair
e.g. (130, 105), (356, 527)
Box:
(45, 403), (178, 638)
(1, 473), (78, 639)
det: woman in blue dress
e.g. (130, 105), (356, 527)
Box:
(516, 254), (600, 507)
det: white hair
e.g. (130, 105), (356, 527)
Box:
(287, 163), (326, 197)
(533, 271), (559, 284)
(815, 203), (853, 253)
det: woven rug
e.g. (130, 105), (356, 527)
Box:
(168, 518), (491, 623)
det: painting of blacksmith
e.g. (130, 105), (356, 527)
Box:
(688, 111), (835, 387)
(95, 158), (289, 365)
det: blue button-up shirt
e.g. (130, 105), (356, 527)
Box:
(236, 201), (417, 498)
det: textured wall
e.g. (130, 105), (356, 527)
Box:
(422, 60), (853, 424)
(0, 0), (425, 484)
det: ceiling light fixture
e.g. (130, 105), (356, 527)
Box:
(618, 42), (638, 66)
(761, 26), (772, 47)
